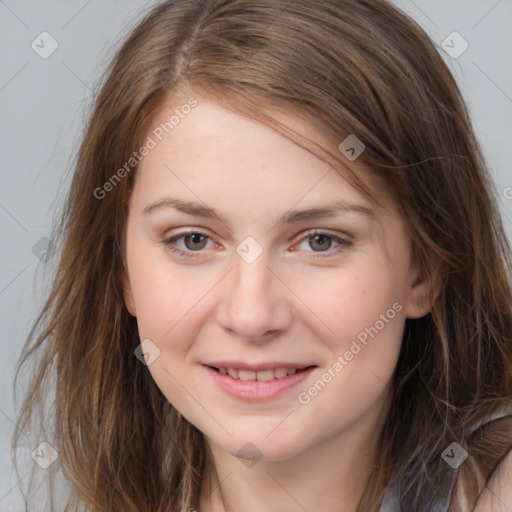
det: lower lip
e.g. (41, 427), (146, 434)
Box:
(204, 365), (316, 401)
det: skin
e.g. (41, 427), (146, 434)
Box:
(121, 95), (439, 512)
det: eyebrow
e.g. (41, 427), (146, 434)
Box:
(142, 197), (377, 227)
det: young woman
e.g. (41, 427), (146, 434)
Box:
(13, 0), (512, 510)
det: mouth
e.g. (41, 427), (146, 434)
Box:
(203, 363), (317, 401)
(206, 365), (315, 381)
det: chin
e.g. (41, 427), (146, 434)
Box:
(211, 430), (308, 463)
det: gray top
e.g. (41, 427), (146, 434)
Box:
(378, 407), (512, 512)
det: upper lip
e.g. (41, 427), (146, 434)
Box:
(203, 361), (315, 371)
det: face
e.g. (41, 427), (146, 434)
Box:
(121, 95), (436, 462)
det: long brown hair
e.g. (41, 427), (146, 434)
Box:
(13, 0), (512, 510)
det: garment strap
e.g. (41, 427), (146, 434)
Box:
(447, 408), (512, 510)
(378, 406), (512, 512)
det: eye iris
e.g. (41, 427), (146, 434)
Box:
(184, 233), (208, 250)
(309, 234), (332, 251)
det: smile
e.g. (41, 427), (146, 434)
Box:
(203, 364), (317, 401)
(210, 366), (307, 381)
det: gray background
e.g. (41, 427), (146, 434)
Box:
(0, 0), (511, 508)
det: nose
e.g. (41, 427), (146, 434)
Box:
(215, 253), (293, 342)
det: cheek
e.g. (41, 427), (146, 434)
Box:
(294, 260), (406, 415)
(289, 258), (406, 413)
(126, 241), (199, 344)
(289, 260), (405, 351)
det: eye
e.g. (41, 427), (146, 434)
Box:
(163, 230), (216, 257)
(163, 229), (351, 259)
(294, 230), (351, 256)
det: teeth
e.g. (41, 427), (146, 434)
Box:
(255, 370), (274, 381)
(275, 368), (288, 379)
(217, 366), (306, 381)
(239, 369), (256, 381)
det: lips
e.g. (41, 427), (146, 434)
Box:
(204, 363), (317, 401)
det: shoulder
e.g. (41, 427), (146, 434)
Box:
(473, 449), (512, 512)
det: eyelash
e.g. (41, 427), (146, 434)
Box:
(162, 229), (352, 259)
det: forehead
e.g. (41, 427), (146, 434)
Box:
(134, 97), (392, 212)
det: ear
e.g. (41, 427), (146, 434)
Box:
(403, 264), (442, 319)
(120, 269), (137, 317)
